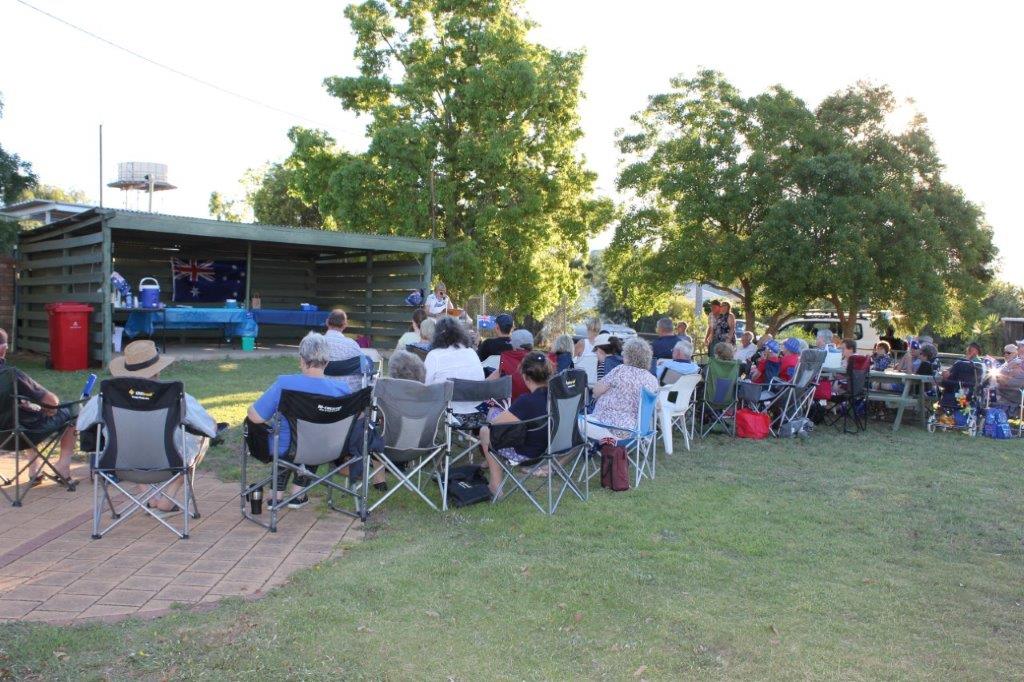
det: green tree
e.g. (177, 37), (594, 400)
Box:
(1, 95), (38, 205)
(762, 83), (996, 337)
(208, 191), (245, 222)
(320, 0), (611, 317)
(20, 184), (89, 204)
(248, 127), (339, 228)
(610, 70), (815, 332)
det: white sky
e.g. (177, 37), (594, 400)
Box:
(1, 0), (1019, 285)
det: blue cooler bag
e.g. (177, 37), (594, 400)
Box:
(983, 408), (1012, 439)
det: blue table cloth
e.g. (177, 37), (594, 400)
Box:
(251, 309), (329, 327)
(125, 308), (256, 339)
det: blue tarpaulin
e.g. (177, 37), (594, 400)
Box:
(251, 309), (329, 327)
(125, 308), (256, 339)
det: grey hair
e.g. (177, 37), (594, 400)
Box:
(920, 343), (938, 361)
(673, 339), (693, 360)
(419, 317), (436, 340)
(816, 329), (833, 343)
(388, 350), (426, 382)
(622, 337), (653, 370)
(299, 332), (331, 368)
(714, 342), (735, 361)
(552, 333), (575, 355)
(656, 317), (674, 333)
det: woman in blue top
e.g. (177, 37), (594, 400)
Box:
(247, 333), (351, 509)
(478, 352), (552, 498)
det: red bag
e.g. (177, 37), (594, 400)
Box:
(736, 408), (771, 439)
(814, 379), (832, 401)
(600, 443), (630, 491)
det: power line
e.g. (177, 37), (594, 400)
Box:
(14, 0), (336, 130)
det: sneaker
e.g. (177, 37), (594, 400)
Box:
(287, 495), (309, 509)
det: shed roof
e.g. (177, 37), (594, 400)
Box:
(19, 208), (444, 254)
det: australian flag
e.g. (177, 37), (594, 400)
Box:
(171, 258), (246, 302)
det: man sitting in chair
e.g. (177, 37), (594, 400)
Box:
(655, 339), (699, 385)
(324, 308), (372, 391)
(247, 333), (353, 509)
(77, 340), (218, 515)
(0, 327), (78, 485)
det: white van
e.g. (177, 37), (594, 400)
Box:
(776, 313), (882, 352)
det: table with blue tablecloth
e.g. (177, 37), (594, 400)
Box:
(125, 308), (256, 339)
(251, 309), (328, 328)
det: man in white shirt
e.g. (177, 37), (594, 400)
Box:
(423, 282), (454, 318)
(324, 309), (370, 390)
(734, 331), (758, 364)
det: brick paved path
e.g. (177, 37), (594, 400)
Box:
(0, 459), (363, 624)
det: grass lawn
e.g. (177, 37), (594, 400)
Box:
(2, 355), (1022, 680)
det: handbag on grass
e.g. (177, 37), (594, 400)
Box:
(736, 408), (770, 439)
(600, 442), (629, 492)
(444, 465), (492, 507)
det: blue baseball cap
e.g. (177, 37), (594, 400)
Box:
(783, 337), (801, 354)
(494, 313), (514, 331)
(765, 339), (781, 354)
(910, 340), (921, 350)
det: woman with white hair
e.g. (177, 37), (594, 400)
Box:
(247, 332), (354, 508)
(586, 337), (659, 440)
(388, 349), (426, 382)
(574, 317), (602, 357)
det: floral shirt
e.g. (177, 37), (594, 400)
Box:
(590, 364), (659, 436)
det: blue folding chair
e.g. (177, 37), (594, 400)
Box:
(588, 388), (658, 486)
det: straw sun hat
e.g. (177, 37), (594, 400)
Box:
(109, 340), (176, 378)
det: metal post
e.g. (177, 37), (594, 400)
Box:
(244, 242), (252, 307)
(98, 124), (103, 208)
(147, 174), (155, 213)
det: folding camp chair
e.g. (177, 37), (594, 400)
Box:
(406, 345), (430, 361)
(488, 369), (589, 514)
(588, 387), (659, 486)
(0, 365), (84, 507)
(657, 373), (702, 454)
(481, 355), (502, 372)
(777, 349), (827, 428)
(240, 387), (372, 531)
(828, 356), (870, 434)
(365, 378), (452, 512)
(448, 376), (512, 468)
(90, 378), (199, 539)
(700, 359), (740, 437)
(325, 356), (374, 389)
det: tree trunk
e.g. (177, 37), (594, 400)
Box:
(740, 280), (756, 335)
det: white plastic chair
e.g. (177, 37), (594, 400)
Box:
(658, 373), (702, 454)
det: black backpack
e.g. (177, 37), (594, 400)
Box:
(444, 465), (492, 507)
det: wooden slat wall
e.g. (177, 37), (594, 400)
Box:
(17, 217), (106, 362)
(315, 254), (427, 344)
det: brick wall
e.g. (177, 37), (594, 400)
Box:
(0, 255), (14, 335)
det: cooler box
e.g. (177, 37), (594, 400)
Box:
(45, 302), (94, 371)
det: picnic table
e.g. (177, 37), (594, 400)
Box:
(821, 367), (936, 431)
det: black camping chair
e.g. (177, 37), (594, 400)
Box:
(488, 369), (589, 514)
(0, 365), (85, 507)
(241, 387), (373, 531)
(828, 357), (870, 434)
(90, 378), (198, 539)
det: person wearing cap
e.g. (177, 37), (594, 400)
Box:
(477, 313), (515, 361)
(778, 337), (802, 382)
(750, 339), (782, 384)
(489, 328), (554, 401)
(897, 339), (922, 374)
(0, 327), (78, 486)
(423, 282), (455, 318)
(594, 334), (623, 380)
(996, 343), (1024, 404)
(77, 340), (218, 514)
(424, 317), (484, 414)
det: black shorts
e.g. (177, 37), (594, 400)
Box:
(20, 407), (73, 446)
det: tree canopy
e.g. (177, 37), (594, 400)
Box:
(609, 72), (996, 336)
(0, 95), (38, 206)
(248, 0), (612, 317)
